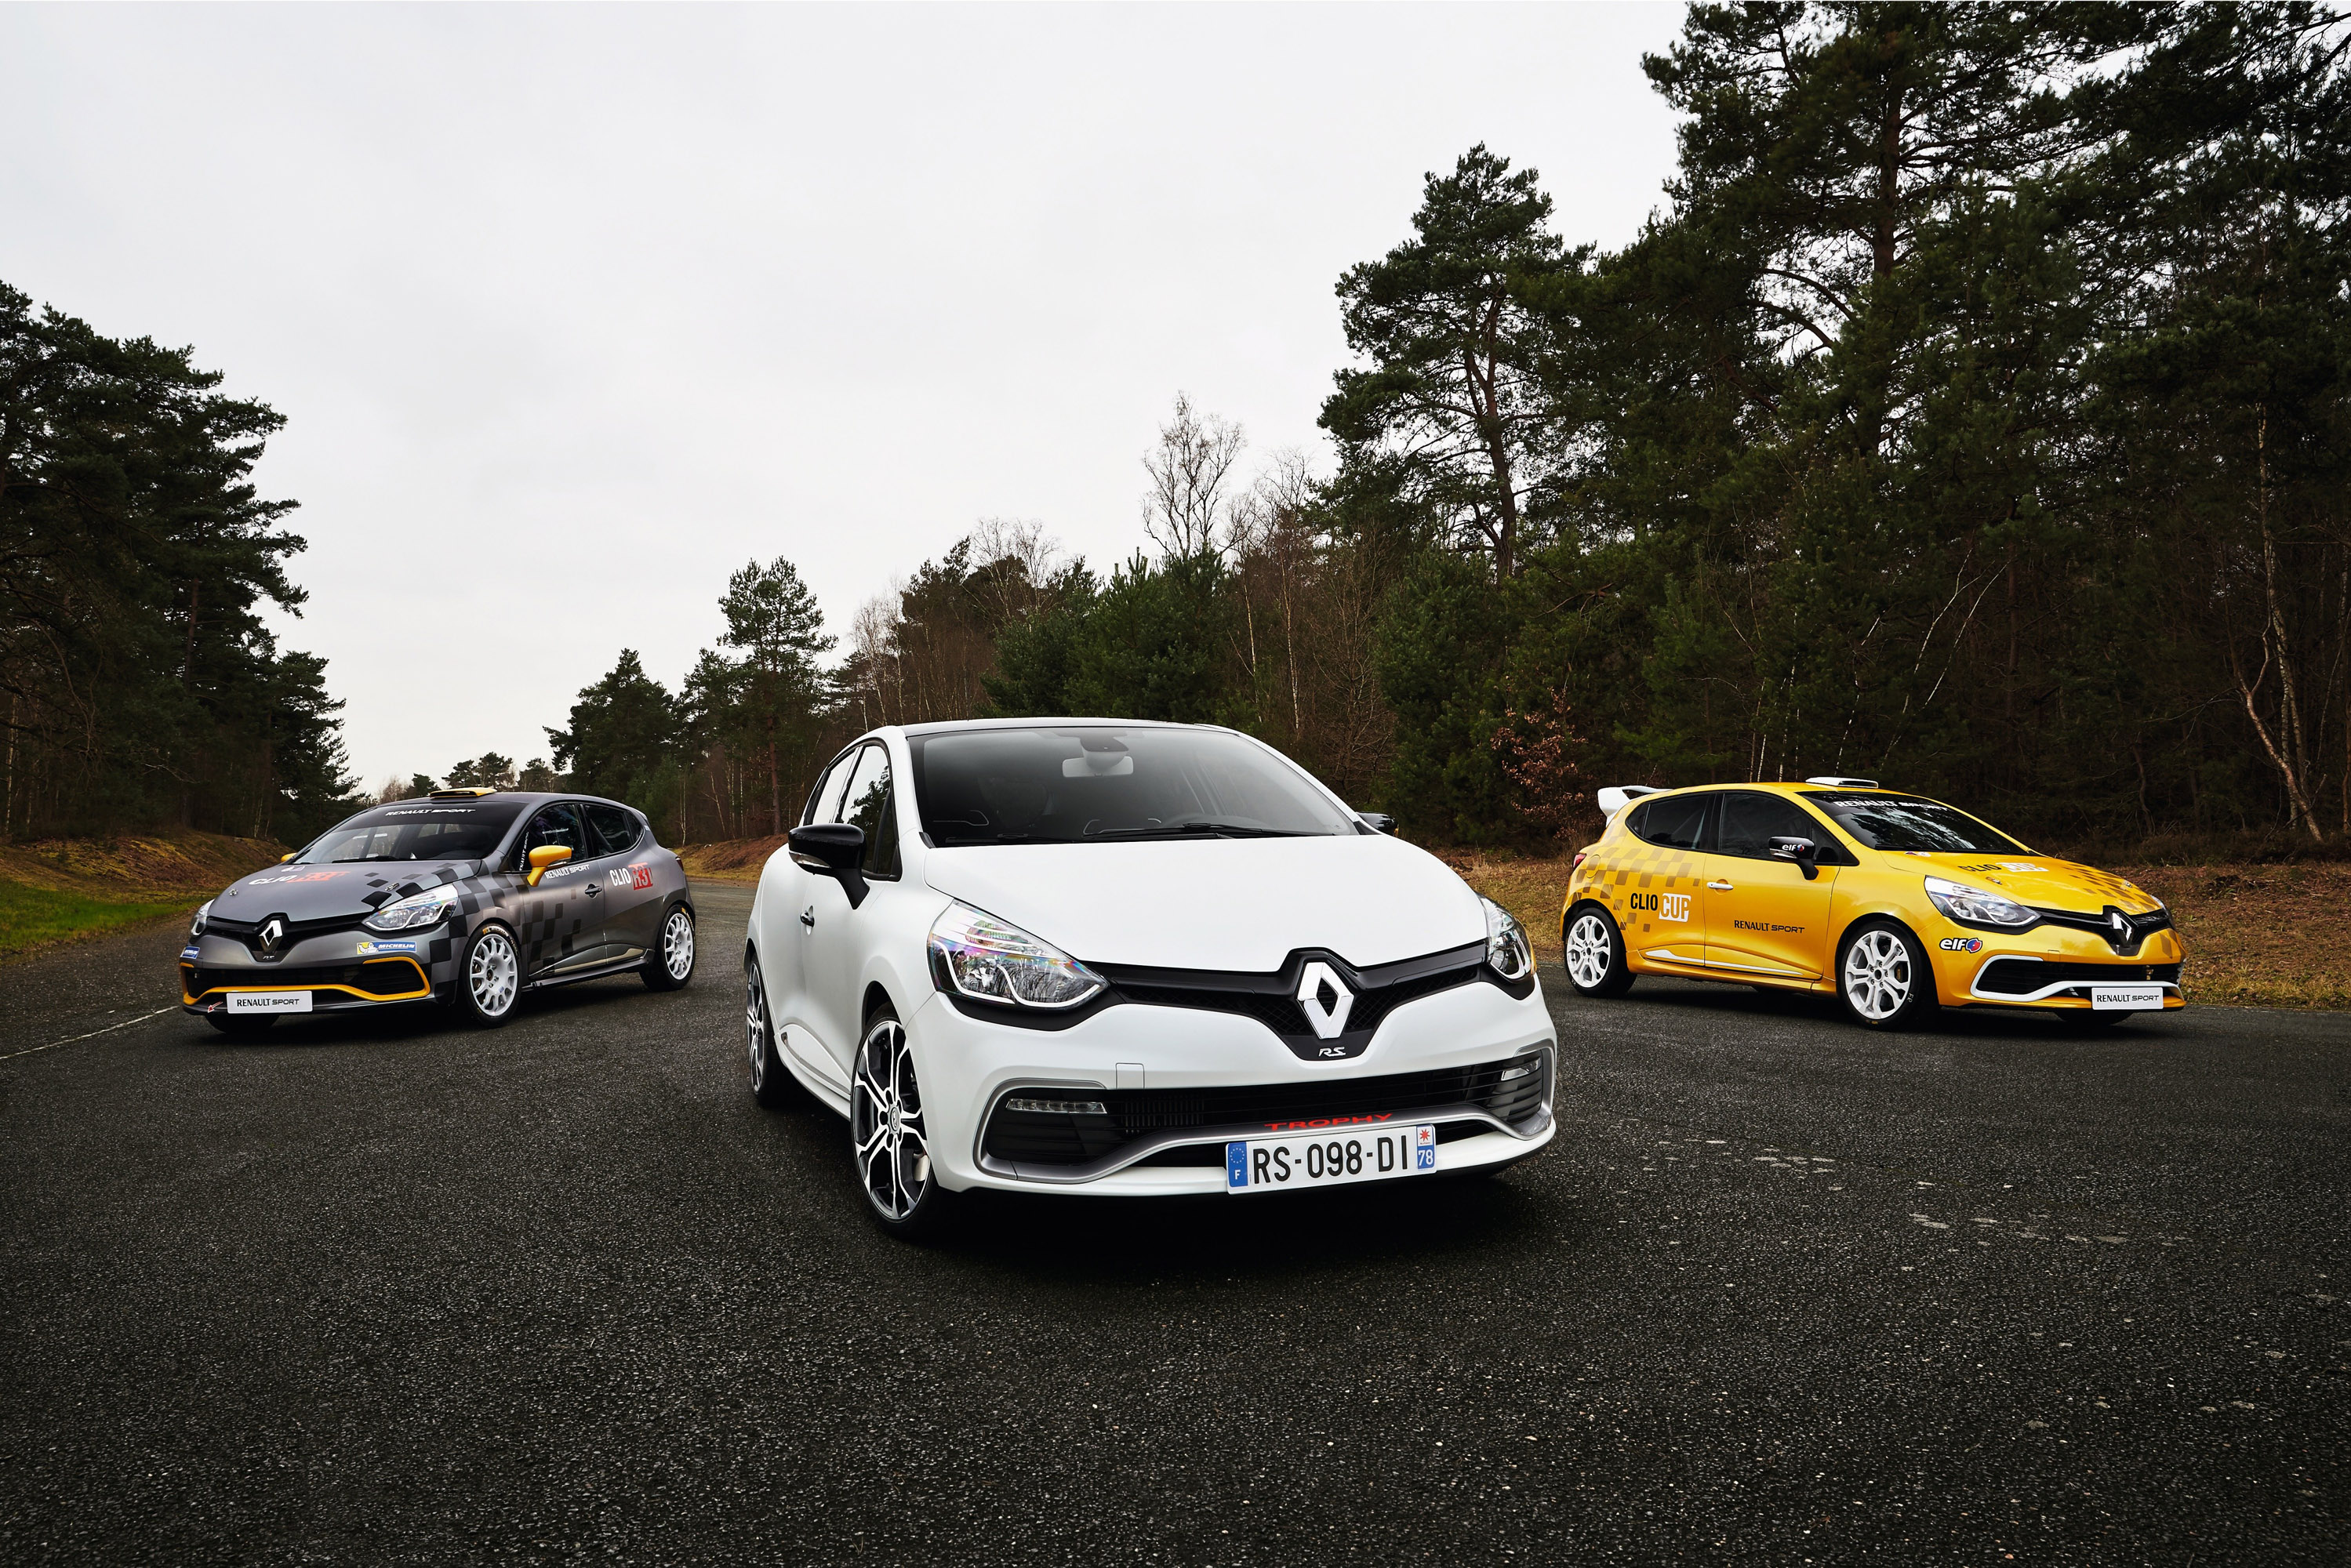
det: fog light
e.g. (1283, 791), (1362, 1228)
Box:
(1004, 1097), (1108, 1116)
(1498, 1058), (1539, 1083)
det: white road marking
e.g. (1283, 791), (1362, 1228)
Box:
(0, 1006), (178, 1062)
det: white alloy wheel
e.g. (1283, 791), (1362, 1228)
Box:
(1841, 927), (1913, 1023)
(663, 907), (696, 979)
(466, 927), (520, 1024)
(850, 1015), (937, 1229)
(1566, 913), (1614, 989)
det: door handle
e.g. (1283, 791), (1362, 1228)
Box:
(799, 907), (815, 929)
(1707, 880), (1735, 891)
(583, 883), (601, 896)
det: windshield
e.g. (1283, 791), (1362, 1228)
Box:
(298, 801), (525, 864)
(1800, 793), (2026, 855)
(910, 727), (1356, 845)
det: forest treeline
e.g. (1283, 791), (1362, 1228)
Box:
(0, 281), (352, 844)
(547, 2), (2351, 852)
(16, 4), (2350, 855)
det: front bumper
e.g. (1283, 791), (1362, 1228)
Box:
(907, 972), (1558, 1197)
(179, 927), (449, 1016)
(1930, 924), (2188, 1011)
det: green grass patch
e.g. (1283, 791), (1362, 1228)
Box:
(0, 878), (190, 961)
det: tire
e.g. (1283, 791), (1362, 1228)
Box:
(1836, 919), (1938, 1030)
(849, 1004), (955, 1240)
(1561, 903), (1637, 998)
(745, 953), (801, 1109)
(205, 1013), (274, 1037)
(453, 923), (522, 1029)
(642, 902), (696, 991)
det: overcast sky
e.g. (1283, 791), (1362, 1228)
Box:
(1, 2), (1685, 789)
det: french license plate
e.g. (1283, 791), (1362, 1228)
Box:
(1225, 1123), (1436, 1194)
(2090, 984), (2164, 1012)
(225, 991), (312, 1015)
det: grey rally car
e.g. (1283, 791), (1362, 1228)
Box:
(181, 789), (696, 1034)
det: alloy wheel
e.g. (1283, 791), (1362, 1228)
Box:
(469, 929), (519, 1018)
(850, 1018), (929, 1221)
(1841, 928), (1912, 1022)
(746, 967), (772, 1093)
(663, 908), (696, 981)
(1565, 913), (1615, 989)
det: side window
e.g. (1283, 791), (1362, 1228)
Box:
(838, 745), (901, 877)
(1630, 793), (1711, 850)
(1715, 792), (1859, 865)
(805, 751), (858, 826)
(519, 804), (588, 867)
(585, 804), (640, 858)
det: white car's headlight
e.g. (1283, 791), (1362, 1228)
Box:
(364, 886), (460, 933)
(1923, 875), (2036, 928)
(928, 902), (1104, 1009)
(190, 899), (213, 938)
(1482, 896), (1533, 981)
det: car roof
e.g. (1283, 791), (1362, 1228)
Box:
(356, 791), (640, 815)
(893, 717), (1234, 738)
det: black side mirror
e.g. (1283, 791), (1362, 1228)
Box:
(1357, 812), (1397, 835)
(789, 823), (870, 908)
(1768, 836), (1820, 880)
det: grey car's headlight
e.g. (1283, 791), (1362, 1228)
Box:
(190, 899), (212, 938)
(364, 886), (460, 934)
(928, 902), (1104, 1009)
(1923, 875), (2036, 928)
(1482, 896), (1534, 981)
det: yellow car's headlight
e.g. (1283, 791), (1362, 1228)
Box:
(1923, 875), (2036, 928)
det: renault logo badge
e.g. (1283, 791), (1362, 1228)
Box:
(1295, 960), (1354, 1040)
(2109, 909), (2128, 937)
(257, 916), (286, 957)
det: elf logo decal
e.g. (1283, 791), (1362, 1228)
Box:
(1939, 936), (1985, 953)
(1628, 891), (1691, 922)
(607, 863), (653, 891)
(246, 869), (346, 887)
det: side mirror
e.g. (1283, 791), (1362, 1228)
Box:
(279, 853), (296, 863)
(1357, 812), (1397, 835)
(789, 823), (870, 909)
(526, 844), (573, 887)
(1768, 836), (1820, 880)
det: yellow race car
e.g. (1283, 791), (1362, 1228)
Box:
(1559, 778), (2183, 1029)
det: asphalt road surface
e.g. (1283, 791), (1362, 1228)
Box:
(3, 883), (2345, 1565)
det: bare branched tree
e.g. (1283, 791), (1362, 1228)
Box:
(1143, 393), (1245, 558)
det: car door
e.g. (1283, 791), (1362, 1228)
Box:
(799, 741), (903, 1079)
(580, 803), (660, 955)
(513, 801), (612, 978)
(1701, 791), (1844, 980)
(770, 747), (860, 1083)
(1619, 792), (1714, 967)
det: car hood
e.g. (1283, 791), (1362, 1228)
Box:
(1873, 851), (2163, 915)
(921, 834), (1487, 971)
(210, 859), (484, 923)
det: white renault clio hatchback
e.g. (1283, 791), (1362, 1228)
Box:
(744, 720), (1557, 1236)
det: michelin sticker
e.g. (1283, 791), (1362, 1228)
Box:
(356, 939), (419, 956)
(180, 946), (202, 960)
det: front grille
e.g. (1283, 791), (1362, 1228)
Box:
(983, 1054), (1550, 1168)
(2029, 906), (2173, 951)
(1976, 959), (2182, 997)
(1115, 964), (1481, 1045)
(184, 957), (431, 1001)
(202, 912), (367, 946)
(1095, 942), (1495, 1062)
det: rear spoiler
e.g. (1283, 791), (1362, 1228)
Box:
(1595, 785), (1664, 817)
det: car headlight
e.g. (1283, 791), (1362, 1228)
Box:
(364, 886), (460, 933)
(1923, 875), (2036, 928)
(1482, 896), (1533, 981)
(928, 902), (1104, 1009)
(190, 899), (212, 938)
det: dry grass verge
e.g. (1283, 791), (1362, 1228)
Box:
(678, 837), (785, 884)
(0, 831), (286, 962)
